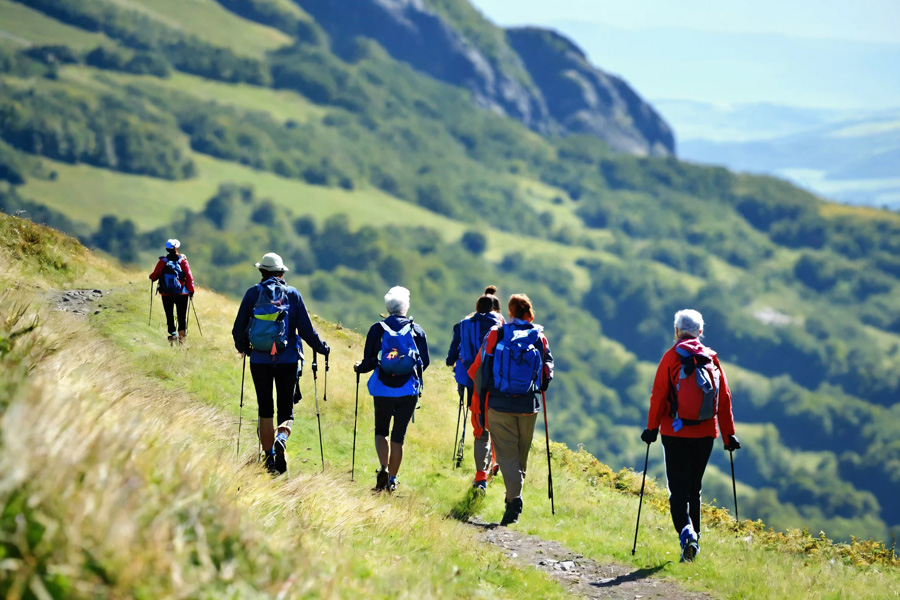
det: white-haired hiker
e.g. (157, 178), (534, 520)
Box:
(148, 238), (195, 346)
(232, 252), (330, 476)
(355, 286), (430, 493)
(642, 309), (740, 562)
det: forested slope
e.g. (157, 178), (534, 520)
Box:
(1, 0), (899, 544)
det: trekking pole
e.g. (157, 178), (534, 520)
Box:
(542, 391), (555, 515)
(312, 351), (325, 472)
(237, 353), (246, 459)
(148, 281), (154, 326)
(352, 370), (360, 481)
(455, 402), (469, 469)
(453, 385), (464, 466)
(632, 442), (651, 555)
(323, 354), (329, 402)
(730, 450), (739, 523)
(190, 296), (203, 336)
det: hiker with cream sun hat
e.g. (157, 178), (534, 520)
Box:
(232, 252), (330, 475)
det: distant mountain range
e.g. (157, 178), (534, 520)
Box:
(656, 100), (900, 209)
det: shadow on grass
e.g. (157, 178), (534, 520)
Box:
(590, 563), (669, 588)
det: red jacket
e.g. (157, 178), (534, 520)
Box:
(149, 255), (195, 295)
(647, 341), (735, 443)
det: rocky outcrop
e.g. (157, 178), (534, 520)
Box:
(294, 0), (674, 156)
(506, 27), (675, 156)
(295, 0), (550, 130)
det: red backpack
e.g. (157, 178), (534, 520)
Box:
(669, 338), (721, 431)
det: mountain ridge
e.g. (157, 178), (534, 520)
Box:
(293, 0), (673, 155)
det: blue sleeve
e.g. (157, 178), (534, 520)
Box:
(445, 322), (460, 367)
(291, 289), (328, 356)
(232, 286), (257, 352)
(415, 325), (430, 371)
(358, 322), (383, 373)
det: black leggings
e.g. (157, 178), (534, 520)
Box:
(250, 362), (297, 426)
(373, 395), (417, 445)
(161, 294), (189, 334)
(662, 435), (714, 534)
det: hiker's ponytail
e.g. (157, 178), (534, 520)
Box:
(508, 294), (534, 322)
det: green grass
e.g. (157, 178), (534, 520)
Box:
(76, 67), (328, 123)
(2, 214), (899, 598)
(107, 0), (292, 57)
(100, 276), (900, 600)
(0, 0), (110, 49)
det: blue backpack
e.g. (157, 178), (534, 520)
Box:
(491, 324), (543, 396)
(455, 313), (497, 386)
(247, 279), (290, 357)
(157, 255), (186, 294)
(378, 320), (421, 377)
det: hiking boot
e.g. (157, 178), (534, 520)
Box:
(387, 476), (398, 494)
(680, 524), (700, 562)
(374, 467), (389, 492)
(473, 479), (487, 491)
(168, 333), (177, 346)
(273, 433), (288, 475)
(178, 330), (186, 345)
(500, 498), (523, 526)
(264, 451), (279, 476)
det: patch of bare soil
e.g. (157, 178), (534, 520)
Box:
(50, 289), (107, 316)
(470, 518), (713, 599)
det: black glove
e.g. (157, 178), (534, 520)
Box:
(641, 428), (659, 444)
(353, 361), (363, 374)
(725, 434), (741, 451)
(237, 342), (251, 355)
(321, 342), (330, 357)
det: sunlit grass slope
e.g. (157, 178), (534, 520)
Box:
(1, 214), (898, 599)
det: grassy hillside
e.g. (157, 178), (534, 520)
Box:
(2, 0), (900, 546)
(2, 214), (899, 598)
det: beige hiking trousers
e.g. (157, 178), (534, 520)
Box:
(487, 409), (537, 502)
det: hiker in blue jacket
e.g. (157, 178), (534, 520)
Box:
(232, 252), (330, 476)
(354, 286), (430, 492)
(446, 285), (504, 489)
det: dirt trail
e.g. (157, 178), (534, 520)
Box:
(470, 518), (712, 600)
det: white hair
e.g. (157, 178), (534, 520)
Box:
(674, 309), (704, 338)
(384, 286), (410, 316)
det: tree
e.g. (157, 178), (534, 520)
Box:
(460, 230), (487, 255)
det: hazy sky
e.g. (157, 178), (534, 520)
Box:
(468, 0), (900, 108)
(469, 0), (900, 44)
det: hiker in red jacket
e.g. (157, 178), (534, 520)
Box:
(148, 239), (195, 346)
(467, 293), (553, 526)
(642, 309), (740, 562)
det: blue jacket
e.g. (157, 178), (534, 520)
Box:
(359, 315), (429, 398)
(232, 277), (328, 365)
(446, 311), (503, 387)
